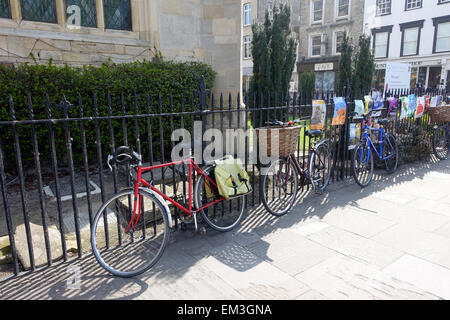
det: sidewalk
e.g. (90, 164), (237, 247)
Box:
(1, 158), (450, 300)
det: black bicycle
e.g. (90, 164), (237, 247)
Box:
(432, 122), (450, 160)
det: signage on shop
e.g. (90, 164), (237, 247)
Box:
(315, 63), (334, 71)
(384, 62), (411, 91)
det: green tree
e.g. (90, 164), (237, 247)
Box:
(336, 32), (353, 96)
(352, 34), (375, 97)
(300, 71), (315, 104)
(249, 4), (297, 106)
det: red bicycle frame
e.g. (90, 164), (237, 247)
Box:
(126, 158), (224, 232)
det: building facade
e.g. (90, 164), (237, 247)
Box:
(364, 0), (450, 90)
(241, 0), (301, 93)
(0, 0), (242, 94)
(297, 0), (365, 92)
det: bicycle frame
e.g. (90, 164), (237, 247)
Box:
(126, 158), (224, 232)
(360, 124), (395, 163)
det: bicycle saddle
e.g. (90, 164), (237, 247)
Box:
(306, 130), (322, 137)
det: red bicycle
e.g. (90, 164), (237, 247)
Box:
(91, 146), (246, 277)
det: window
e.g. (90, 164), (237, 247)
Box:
(336, 0), (350, 18)
(402, 28), (419, 55)
(405, 0), (422, 10)
(439, 0), (450, 3)
(311, 35), (322, 56)
(0, 0), (11, 19)
(243, 36), (251, 59)
(335, 31), (345, 54)
(374, 32), (388, 58)
(104, 0), (132, 31)
(400, 20), (424, 56)
(66, 0), (97, 28)
(21, 0), (57, 23)
(376, 0), (391, 16)
(244, 3), (252, 26)
(267, 2), (273, 21)
(436, 22), (450, 52)
(311, 0), (323, 23)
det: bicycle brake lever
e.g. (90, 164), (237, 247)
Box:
(107, 154), (113, 172)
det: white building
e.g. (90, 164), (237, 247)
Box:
(364, 0), (450, 90)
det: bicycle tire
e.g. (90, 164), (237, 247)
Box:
(383, 134), (398, 173)
(309, 142), (332, 192)
(260, 157), (299, 217)
(91, 188), (170, 278)
(352, 141), (374, 188)
(432, 125), (449, 160)
(194, 166), (246, 232)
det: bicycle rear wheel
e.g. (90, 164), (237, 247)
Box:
(352, 141), (374, 188)
(194, 166), (246, 232)
(432, 125), (449, 160)
(383, 134), (398, 173)
(260, 157), (299, 217)
(309, 142), (332, 192)
(91, 188), (170, 277)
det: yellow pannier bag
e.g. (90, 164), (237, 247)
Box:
(213, 155), (252, 200)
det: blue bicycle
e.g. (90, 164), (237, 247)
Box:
(351, 111), (398, 188)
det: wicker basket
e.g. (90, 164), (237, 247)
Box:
(428, 106), (450, 124)
(255, 126), (302, 157)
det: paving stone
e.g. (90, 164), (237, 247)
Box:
(307, 226), (403, 268)
(295, 289), (330, 300)
(435, 222), (450, 239)
(353, 197), (450, 232)
(319, 208), (395, 238)
(295, 254), (439, 300)
(373, 223), (450, 269)
(246, 231), (335, 276)
(405, 198), (450, 217)
(195, 243), (310, 299)
(383, 254), (450, 299)
(290, 221), (330, 237)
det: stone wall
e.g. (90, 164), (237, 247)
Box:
(0, 0), (242, 94)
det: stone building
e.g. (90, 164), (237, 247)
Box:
(364, 0), (450, 90)
(0, 0), (241, 94)
(241, 0), (301, 93)
(297, 0), (365, 93)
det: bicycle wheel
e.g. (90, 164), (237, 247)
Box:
(432, 125), (449, 160)
(194, 166), (246, 232)
(352, 141), (374, 188)
(309, 142), (332, 192)
(260, 157), (299, 217)
(91, 188), (170, 277)
(383, 134), (398, 173)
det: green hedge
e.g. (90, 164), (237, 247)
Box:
(0, 60), (216, 171)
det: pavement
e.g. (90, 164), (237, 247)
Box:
(1, 158), (450, 300)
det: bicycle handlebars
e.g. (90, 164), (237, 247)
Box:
(107, 146), (142, 171)
(265, 117), (309, 127)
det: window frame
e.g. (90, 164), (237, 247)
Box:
(310, 34), (323, 57)
(243, 3), (252, 26)
(333, 30), (346, 55)
(376, 0), (391, 16)
(243, 35), (251, 59)
(371, 25), (393, 59)
(438, 0), (450, 4)
(65, 0), (98, 28)
(0, 0), (11, 19)
(310, 0), (324, 25)
(433, 15), (450, 53)
(20, 0), (58, 24)
(400, 20), (424, 57)
(405, 0), (422, 11)
(103, 0), (133, 31)
(335, 0), (350, 20)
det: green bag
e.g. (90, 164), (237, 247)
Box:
(213, 155), (252, 200)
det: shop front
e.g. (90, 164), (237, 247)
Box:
(298, 59), (339, 93)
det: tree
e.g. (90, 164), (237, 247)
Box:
(352, 34), (375, 97)
(336, 32), (353, 96)
(300, 71), (315, 104)
(249, 4), (297, 107)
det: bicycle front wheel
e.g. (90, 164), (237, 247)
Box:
(260, 157), (299, 217)
(352, 141), (374, 188)
(195, 166), (246, 232)
(91, 188), (170, 277)
(309, 142), (332, 192)
(432, 125), (449, 160)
